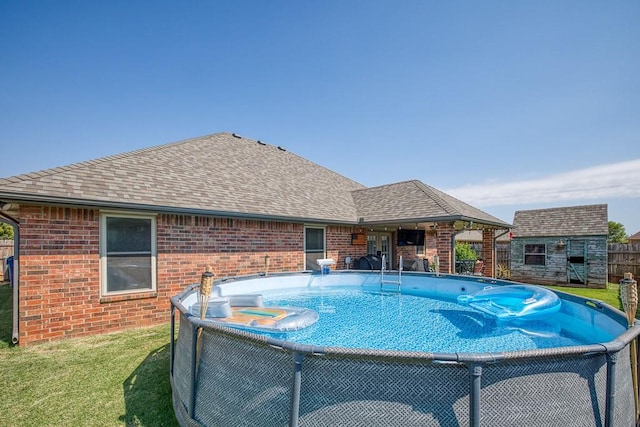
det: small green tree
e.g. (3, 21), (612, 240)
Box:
(608, 221), (627, 243)
(0, 222), (14, 240)
(455, 242), (477, 260)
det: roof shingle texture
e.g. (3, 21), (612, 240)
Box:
(0, 133), (365, 223)
(0, 132), (511, 227)
(512, 204), (608, 237)
(353, 180), (508, 226)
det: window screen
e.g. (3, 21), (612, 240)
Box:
(524, 243), (546, 266)
(102, 214), (156, 294)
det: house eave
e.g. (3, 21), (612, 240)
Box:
(0, 193), (360, 226)
(359, 215), (511, 229)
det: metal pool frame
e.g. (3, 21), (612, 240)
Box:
(169, 272), (640, 427)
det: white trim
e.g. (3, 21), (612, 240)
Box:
(100, 211), (157, 296)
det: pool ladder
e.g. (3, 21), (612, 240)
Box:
(380, 254), (402, 291)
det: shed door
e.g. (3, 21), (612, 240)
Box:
(567, 239), (587, 285)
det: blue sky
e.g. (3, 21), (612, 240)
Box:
(1, 1), (639, 234)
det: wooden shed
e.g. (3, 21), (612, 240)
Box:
(510, 204), (608, 288)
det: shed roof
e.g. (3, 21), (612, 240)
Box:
(512, 204), (608, 238)
(0, 132), (510, 228)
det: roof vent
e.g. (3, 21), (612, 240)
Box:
(232, 133), (242, 138)
(257, 140), (266, 146)
(277, 146), (286, 151)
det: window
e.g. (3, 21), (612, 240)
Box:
(524, 243), (546, 266)
(304, 226), (325, 271)
(101, 213), (156, 295)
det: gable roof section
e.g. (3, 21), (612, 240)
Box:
(0, 132), (512, 228)
(627, 231), (640, 242)
(0, 133), (366, 223)
(512, 204), (608, 238)
(352, 180), (510, 228)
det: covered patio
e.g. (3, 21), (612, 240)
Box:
(351, 180), (511, 277)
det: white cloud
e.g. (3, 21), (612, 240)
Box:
(445, 159), (640, 207)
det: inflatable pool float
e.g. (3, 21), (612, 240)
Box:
(189, 294), (318, 332)
(457, 285), (561, 321)
(215, 306), (319, 332)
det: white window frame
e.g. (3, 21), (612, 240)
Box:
(100, 211), (157, 296)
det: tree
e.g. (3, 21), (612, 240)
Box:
(455, 242), (477, 260)
(0, 222), (14, 240)
(608, 221), (627, 243)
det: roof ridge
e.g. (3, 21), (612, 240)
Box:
(515, 203), (607, 214)
(0, 131), (235, 182)
(412, 181), (459, 215)
(352, 179), (417, 193)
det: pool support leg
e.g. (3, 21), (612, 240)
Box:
(289, 352), (304, 427)
(605, 351), (617, 427)
(469, 363), (482, 427)
(170, 305), (175, 377)
(190, 326), (199, 419)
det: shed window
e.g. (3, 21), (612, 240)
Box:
(100, 213), (157, 295)
(524, 244), (546, 266)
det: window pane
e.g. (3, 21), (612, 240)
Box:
(305, 228), (324, 251)
(106, 255), (152, 292)
(367, 235), (377, 256)
(305, 252), (325, 271)
(524, 254), (546, 266)
(524, 244), (546, 266)
(107, 217), (151, 253)
(525, 244), (545, 254)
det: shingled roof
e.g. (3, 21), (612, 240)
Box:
(353, 180), (509, 227)
(0, 133), (365, 223)
(0, 132), (511, 227)
(512, 204), (608, 237)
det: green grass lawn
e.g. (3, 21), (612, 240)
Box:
(0, 284), (177, 427)
(546, 282), (624, 311)
(0, 281), (631, 426)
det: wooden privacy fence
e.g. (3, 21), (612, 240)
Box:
(608, 243), (640, 283)
(0, 240), (13, 258)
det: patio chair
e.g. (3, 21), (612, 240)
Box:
(473, 259), (484, 276)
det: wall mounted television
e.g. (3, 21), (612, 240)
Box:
(397, 229), (425, 246)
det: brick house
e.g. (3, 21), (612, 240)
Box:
(510, 204), (608, 288)
(0, 132), (509, 345)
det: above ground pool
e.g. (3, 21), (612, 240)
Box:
(170, 271), (640, 427)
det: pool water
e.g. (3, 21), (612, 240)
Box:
(257, 286), (612, 353)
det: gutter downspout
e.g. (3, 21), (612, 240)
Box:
(0, 210), (19, 344)
(11, 231), (19, 344)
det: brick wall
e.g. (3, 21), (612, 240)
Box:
(326, 226), (367, 270)
(435, 223), (456, 274)
(16, 205), (361, 345)
(394, 232), (438, 270)
(481, 229), (495, 277)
